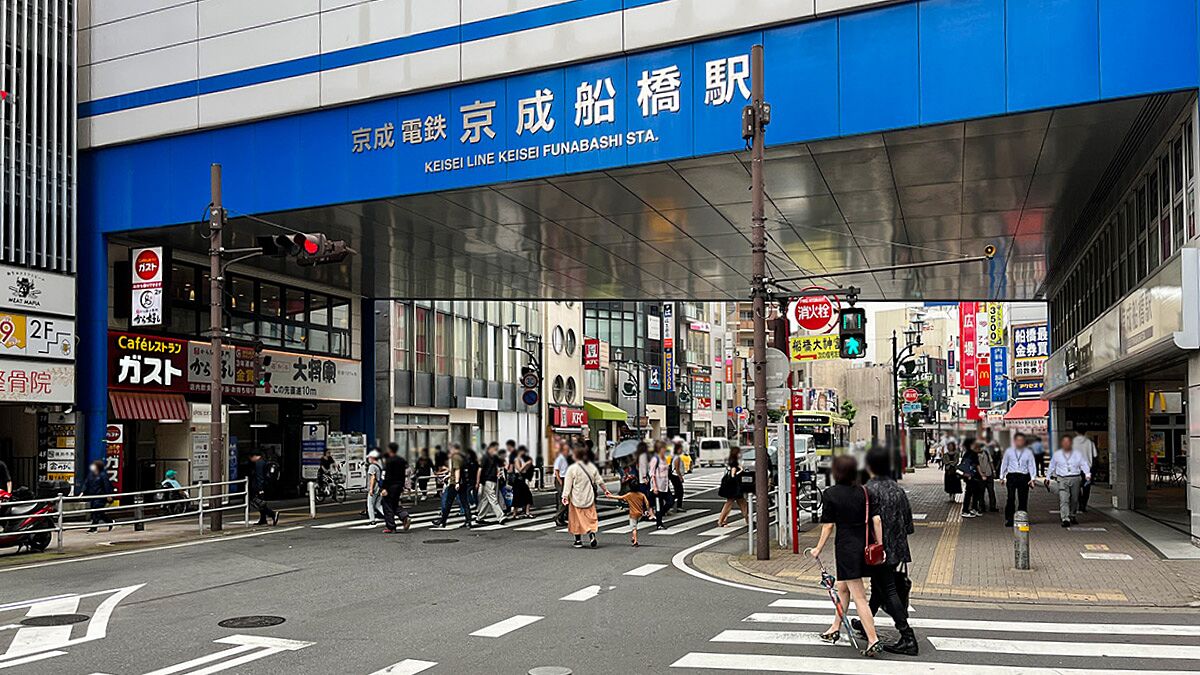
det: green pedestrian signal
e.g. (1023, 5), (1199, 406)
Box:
(838, 308), (868, 359)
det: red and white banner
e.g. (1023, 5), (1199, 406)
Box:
(131, 246), (166, 328)
(959, 302), (977, 390)
(583, 338), (600, 370)
(553, 406), (588, 428)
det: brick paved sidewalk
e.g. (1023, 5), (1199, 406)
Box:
(729, 467), (1200, 607)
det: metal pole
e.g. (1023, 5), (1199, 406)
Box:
(748, 43), (770, 560)
(243, 478), (250, 527)
(892, 331), (901, 480)
(55, 494), (63, 553)
(209, 164), (225, 532)
(788, 385), (798, 554)
(198, 482), (205, 533)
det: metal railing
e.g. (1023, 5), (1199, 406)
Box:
(0, 478), (250, 554)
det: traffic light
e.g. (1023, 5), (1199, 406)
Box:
(253, 341), (273, 389)
(838, 307), (868, 359)
(256, 233), (353, 266)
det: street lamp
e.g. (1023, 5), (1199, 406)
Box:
(890, 316), (926, 478)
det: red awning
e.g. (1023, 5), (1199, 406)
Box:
(110, 391), (189, 421)
(1003, 399), (1049, 420)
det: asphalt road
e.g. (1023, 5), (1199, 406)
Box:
(1, 468), (1197, 674)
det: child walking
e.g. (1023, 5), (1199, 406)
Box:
(605, 489), (654, 546)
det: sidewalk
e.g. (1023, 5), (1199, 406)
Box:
(723, 467), (1200, 607)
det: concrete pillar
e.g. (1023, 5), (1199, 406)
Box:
(1109, 379), (1148, 511)
(1187, 354), (1200, 544)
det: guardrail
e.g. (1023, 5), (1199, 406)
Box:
(0, 478), (251, 554)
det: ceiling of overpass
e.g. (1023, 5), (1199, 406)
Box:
(126, 94), (1185, 302)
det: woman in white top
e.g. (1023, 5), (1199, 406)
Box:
(648, 442), (674, 529)
(562, 445), (607, 548)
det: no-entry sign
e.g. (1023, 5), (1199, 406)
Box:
(903, 388), (919, 403)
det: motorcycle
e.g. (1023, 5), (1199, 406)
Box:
(0, 488), (56, 553)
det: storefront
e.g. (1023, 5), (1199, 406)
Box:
(107, 331), (362, 495)
(584, 400), (628, 451)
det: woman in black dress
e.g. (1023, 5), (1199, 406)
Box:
(510, 446), (535, 517)
(942, 440), (962, 501)
(809, 455), (883, 656)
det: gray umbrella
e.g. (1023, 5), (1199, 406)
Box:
(610, 439), (641, 460)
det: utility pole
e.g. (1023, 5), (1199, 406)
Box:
(891, 330), (900, 481)
(208, 164), (226, 532)
(746, 44), (771, 560)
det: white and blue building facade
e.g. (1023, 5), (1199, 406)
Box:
(75, 0), (1200, 536)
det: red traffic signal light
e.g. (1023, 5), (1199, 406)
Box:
(293, 233), (327, 258)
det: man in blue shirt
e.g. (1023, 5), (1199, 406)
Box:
(998, 432), (1037, 527)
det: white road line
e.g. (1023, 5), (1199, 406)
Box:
(559, 585), (603, 602)
(766, 599), (914, 613)
(650, 512), (721, 535)
(4, 595), (81, 658)
(470, 615), (543, 638)
(670, 652), (1170, 674)
(0, 650), (65, 670)
(608, 509), (710, 534)
(624, 563), (667, 577)
(712, 629), (834, 647)
(741, 613), (1200, 637)
(141, 645), (259, 675)
(0, 594), (74, 613)
(699, 522), (747, 536)
(557, 513), (627, 534)
(0, 528), (302, 573)
(930, 636), (1200, 659)
(368, 659), (437, 675)
(313, 519), (372, 529)
(670, 535), (786, 596)
(912, 513), (927, 521)
(475, 509), (553, 531)
(349, 513), (443, 530)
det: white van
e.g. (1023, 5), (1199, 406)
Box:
(697, 437), (731, 467)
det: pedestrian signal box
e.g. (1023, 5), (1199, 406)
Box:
(838, 308), (868, 359)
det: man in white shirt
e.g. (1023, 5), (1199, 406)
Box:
(1046, 434), (1092, 527)
(553, 442), (571, 527)
(1072, 429), (1098, 513)
(998, 432), (1037, 527)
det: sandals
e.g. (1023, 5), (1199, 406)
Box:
(818, 630), (840, 644)
(861, 641), (882, 657)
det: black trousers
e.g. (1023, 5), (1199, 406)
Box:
(867, 563), (910, 631)
(962, 479), (981, 514)
(670, 474), (684, 509)
(381, 486), (408, 530)
(1080, 480), (1092, 511)
(654, 491), (673, 526)
(1004, 473), (1031, 523)
(439, 484), (472, 525)
(981, 478), (997, 511)
(251, 494), (275, 523)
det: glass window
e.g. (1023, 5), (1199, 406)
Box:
(584, 316), (597, 339)
(309, 294), (329, 326)
(169, 309), (196, 336)
(260, 284), (281, 317)
(565, 376), (577, 404)
(260, 320), (282, 347)
(494, 325), (504, 381)
(1175, 138), (1185, 194)
(565, 329), (577, 357)
(552, 375), (565, 404)
(395, 304), (409, 371)
(436, 313), (450, 375)
(168, 264), (196, 304)
(586, 369), (605, 392)
(415, 307), (432, 373)
(1174, 201), (1185, 250)
(331, 298), (350, 330)
(331, 331), (350, 357)
(1160, 158), (1171, 210)
(622, 319), (634, 347)
(309, 329), (329, 353)
(230, 314), (256, 340)
(285, 324), (306, 350)
(454, 317), (469, 377)
(286, 290), (306, 323)
(552, 325), (565, 354)
(230, 277), (254, 312)
(473, 322), (487, 379)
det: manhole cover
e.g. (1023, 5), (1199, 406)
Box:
(529, 667), (572, 675)
(423, 538), (459, 544)
(218, 615), (286, 629)
(19, 614), (89, 627)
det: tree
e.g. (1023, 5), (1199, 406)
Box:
(840, 400), (858, 427)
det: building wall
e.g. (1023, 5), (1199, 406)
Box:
(77, 0), (901, 147)
(543, 300), (584, 459)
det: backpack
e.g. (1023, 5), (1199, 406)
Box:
(265, 461), (282, 482)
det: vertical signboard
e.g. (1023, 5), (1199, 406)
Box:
(191, 433), (211, 482)
(104, 423), (125, 492)
(301, 421), (328, 480)
(130, 246), (166, 328)
(976, 306), (991, 408)
(662, 302), (675, 392)
(991, 346), (1008, 403)
(959, 302), (977, 389)
(583, 337), (600, 370)
(38, 412), (76, 483)
(987, 303), (1005, 346)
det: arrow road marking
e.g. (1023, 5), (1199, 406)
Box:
(142, 634), (312, 675)
(368, 658), (437, 674)
(0, 584), (144, 667)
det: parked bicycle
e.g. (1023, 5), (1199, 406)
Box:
(314, 472), (347, 504)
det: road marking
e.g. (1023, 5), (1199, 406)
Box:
(924, 505), (961, 586)
(475, 509), (554, 530)
(624, 563), (667, 577)
(142, 635), (312, 675)
(930, 635), (1200, 659)
(557, 513), (626, 533)
(0, 650), (66, 670)
(1069, 526), (1107, 532)
(313, 519), (372, 529)
(1080, 552), (1133, 560)
(0, 528), (302, 573)
(0, 585), (144, 667)
(650, 512), (722, 535)
(368, 659), (437, 675)
(4, 595), (81, 658)
(766, 599), (914, 613)
(350, 513), (444, 530)
(712, 629), (833, 647)
(0, 595), (74, 613)
(670, 534), (786, 596)
(670, 652), (1161, 674)
(141, 644), (259, 675)
(560, 585), (602, 602)
(470, 615), (543, 638)
(912, 513), (927, 521)
(698, 522), (747, 537)
(609, 509), (710, 534)
(741, 612), (1200, 636)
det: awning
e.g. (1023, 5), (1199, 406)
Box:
(110, 391), (190, 421)
(1004, 400), (1049, 421)
(584, 400), (628, 422)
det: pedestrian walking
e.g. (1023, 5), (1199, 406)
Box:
(561, 446), (604, 548)
(670, 441), (687, 512)
(977, 440), (997, 513)
(850, 447), (918, 656)
(957, 439), (982, 518)
(636, 441), (652, 499)
(380, 443), (411, 533)
(476, 442), (507, 525)
(510, 446), (535, 517)
(435, 444), (474, 528)
(1047, 434), (1091, 527)
(247, 450), (278, 526)
(999, 432), (1036, 527)
(463, 448), (480, 509)
(553, 442), (571, 526)
(1031, 435), (1046, 477)
(717, 447), (749, 527)
(365, 450), (383, 525)
(604, 487), (654, 546)
(648, 442), (674, 530)
(808, 454), (883, 657)
(414, 448), (433, 501)
(942, 441), (961, 501)
(81, 460), (115, 533)
(1072, 428), (1097, 512)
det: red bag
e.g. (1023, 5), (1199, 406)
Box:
(863, 486), (885, 566)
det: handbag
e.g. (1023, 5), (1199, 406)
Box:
(863, 486), (886, 566)
(718, 468), (741, 499)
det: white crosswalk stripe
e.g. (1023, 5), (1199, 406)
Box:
(650, 512), (721, 535)
(367, 658), (437, 675)
(671, 595), (1198, 673)
(607, 509), (709, 534)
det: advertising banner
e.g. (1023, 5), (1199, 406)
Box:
(991, 346), (1009, 403)
(38, 412), (76, 482)
(789, 334), (839, 361)
(959, 303), (977, 389)
(0, 312), (75, 361)
(647, 366), (662, 390)
(109, 332), (188, 393)
(662, 302), (675, 392)
(104, 423), (124, 491)
(258, 351), (363, 402)
(186, 342), (258, 396)
(1012, 322), (1049, 379)
(987, 302), (1005, 346)
(131, 246), (166, 328)
(583, 337), (600, 370)
(553, 406), (588, 428)
(0, 357), (75, 404)
(191, 433), (211, 482)
(0, 263), (74, 317)
(300, 421), (328, 481)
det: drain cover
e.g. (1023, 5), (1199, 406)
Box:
(19, 614), (89, 627)
(423, 538), (459, 544)
(218, 615), (286, 629)
(529, 668), (572, 675)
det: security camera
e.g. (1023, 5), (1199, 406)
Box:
(984, 244), (997, 259)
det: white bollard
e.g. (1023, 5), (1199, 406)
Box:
(308, 480), (317, 519)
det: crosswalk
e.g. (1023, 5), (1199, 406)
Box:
(670, 594), (1200, 673)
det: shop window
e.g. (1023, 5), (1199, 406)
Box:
(330, 331), (350, 357)
(260, 320), (282, 347)
(586, 369), (605, 392)
(260, 283), (282, 318)
(285, 324), (306, 350)
(309, 294), (329, 326)
(395, 303), (409, 370)
(331, 299), (350, 330)
(169, 309), (196, 336)
(169, 264), (196, 303)
(286, 289), (306, 323)
(309, 329), (329, 353)
(230, 277), (254, 312)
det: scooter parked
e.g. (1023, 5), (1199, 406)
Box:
(0, 488), (56, 553)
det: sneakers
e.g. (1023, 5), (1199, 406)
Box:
(1061, 520), (1071, 528)
(573, 540), (584, 548)
(402, 515), (411, 531)
(961, 511), (977, 518)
